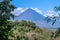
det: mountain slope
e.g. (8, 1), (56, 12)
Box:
(14, 8), (60, 29)
(15, 8), (45, 21)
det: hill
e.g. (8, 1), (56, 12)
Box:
(7, 20), (60, 40)
(8, 20), (52, 40)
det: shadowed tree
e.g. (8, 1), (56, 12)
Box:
(53, 6), (60, 39)
(46, 6), (60, 39)
(0, 0), (15, 40)
(54, 6), (60, 11)
(0, 0), (15, 26)
(27, 21), (36, 29)
(46, 6), (60, 25)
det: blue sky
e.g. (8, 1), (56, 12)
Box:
(11, 0), (60, 16)
(12, 0), (60, 10)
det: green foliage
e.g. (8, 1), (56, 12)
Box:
(8, 20), (51, 40)
(13, 20), (37, 29)
(53, 6), (60, 39)
(0, 0), (15, 40)
(0, 21), (14, 40)
(0, 0), (15, 26)
(46, 6), (60, 40)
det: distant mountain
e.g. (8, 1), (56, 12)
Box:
(15, 8), (45, 21)
(14, 8), (60, 29)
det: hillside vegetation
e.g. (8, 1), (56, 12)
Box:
(8, 20), (52, 40)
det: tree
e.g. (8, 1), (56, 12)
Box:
(54, 6), (60, 11)
(0, 0), (15, 26)
(0, 0), (15, 40)
(27, 21), (36, 29)
(46, 6), (60, 39)
(46, 6), (60, 25)
(53, 6), (60, 39)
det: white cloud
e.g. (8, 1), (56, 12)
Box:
(11, 8), (43, 16)
(11, 8), (23, 16)
(44, 10), (56, 17)
(43, 14), (47, 17)
(11, 8), (58, 17)
(47, 10), (54, 14)
(31, 8), (42, 14)
(47, 13), (54, 17)
(47, 10), (54, 17)
(11, 8), (28, 16)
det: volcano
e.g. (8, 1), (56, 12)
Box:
(14, 8), (60, 29)
(15, 8), (45, 21)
